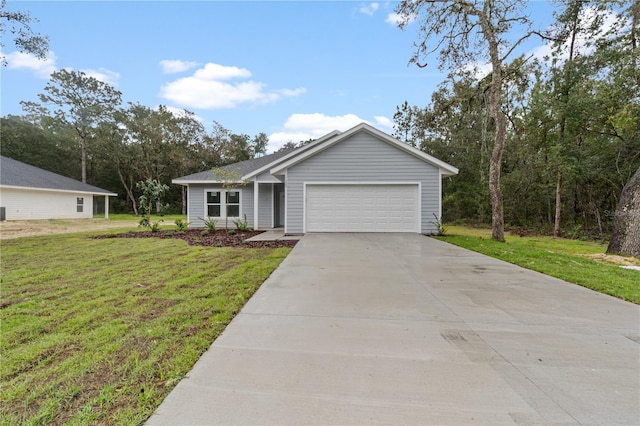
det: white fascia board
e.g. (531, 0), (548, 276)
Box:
(270, 122), (459, 177)
(242, 130), (342, 180)
(0, 184), (117, 197)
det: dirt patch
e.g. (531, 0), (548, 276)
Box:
(95, 229), (298, 249)
(0, 219), (139, 240)
(584, 253), (640, 267)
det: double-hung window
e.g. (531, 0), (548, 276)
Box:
(206, 190), (240, 218)
(77, 197), (84, 213)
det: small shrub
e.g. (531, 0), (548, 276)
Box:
(201, 230), (209, 237)
(199, 217), (218, 233)
(431, 213), (448, 236)
(149, 220), (163, 233)
(175, 219), (189, 232)
(228, 229), (237, 235)
(138, 216), (151, 229)
(233, 214), (251, 232)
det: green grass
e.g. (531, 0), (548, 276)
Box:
(435, 226), (640, 304)
(0, 232), (291, 425)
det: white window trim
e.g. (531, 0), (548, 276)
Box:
(204, 188), (242, 220)
(303, 181), (422, 233)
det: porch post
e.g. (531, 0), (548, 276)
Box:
(104, 195), (110, 219)
(253, 180), (259, 230)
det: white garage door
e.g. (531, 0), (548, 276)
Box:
(305, 184), (419, 232)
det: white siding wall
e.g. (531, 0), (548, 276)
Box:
(186, 184), (255, 229)
(0, 187), (93, 220)
(286, 133), (440, 234)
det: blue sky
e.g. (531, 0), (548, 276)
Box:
(2, 1), (559, 152)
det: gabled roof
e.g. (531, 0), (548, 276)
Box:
(0, 156), (116, 195)
(270, 123), (459, 177)
(172, 123), (458, 184)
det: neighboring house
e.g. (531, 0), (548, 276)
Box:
(0, 156), (117, 221)
(173, 123), (458, 234)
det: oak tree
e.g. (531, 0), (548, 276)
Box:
(395, 0), (534, 241)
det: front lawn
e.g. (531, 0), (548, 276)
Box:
(0, 232), (291, 425)
(434, 226), (639, 304)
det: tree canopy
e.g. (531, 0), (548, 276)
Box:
(0, 0), (49, 65)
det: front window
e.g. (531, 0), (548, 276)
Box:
(77, 197), (84, 213)
(206, 190), (240, 218)
(226, 191), (240, 217)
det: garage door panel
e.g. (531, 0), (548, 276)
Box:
(306, 184), (418, 233)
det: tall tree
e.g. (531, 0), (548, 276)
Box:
(21, 70), (122, 182)
(544, 0), (610, 237)
(0, 0), (49, 65)
(395, 0), (534, 241)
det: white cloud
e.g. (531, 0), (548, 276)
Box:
(193, 63), (252, 80)
(267, 113), (369, 152)
(163, 105), (204, 123)
(79, 67), (120, 86)
(360, 2), (379, 16)
(5, 50), (57, 78)
(160, 59), (199, 74)
(160, 62), (306, 109)
(461, 60), (493, 79)
(385, 12), (415, 26)
(374, 115), (393, 131)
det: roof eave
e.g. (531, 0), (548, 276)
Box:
(0, 184), (117, 196)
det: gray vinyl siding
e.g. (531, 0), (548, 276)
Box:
(257, 183), (272, 229)
(286, 132), (440, 234)
(186, 183), (254, 229)
(255, 171), (281, 183)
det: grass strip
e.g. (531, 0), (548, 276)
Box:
(434, 226), (639, 304)
(1, 232), (291, 425)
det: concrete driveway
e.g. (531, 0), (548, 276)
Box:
(147, 233), (640, 425)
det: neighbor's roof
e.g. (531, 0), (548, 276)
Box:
(0, 156), (117, 195)
(172, 148), (297, 183)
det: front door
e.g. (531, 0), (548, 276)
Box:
(273, 184), (285, 228)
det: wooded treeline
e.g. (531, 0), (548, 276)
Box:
(1, 106), (269, 215)
(393, 0), (639, 240)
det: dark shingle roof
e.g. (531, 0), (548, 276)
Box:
(174, 148), (297, 182)
(0, 156), (116, 195)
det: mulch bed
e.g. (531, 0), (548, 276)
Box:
(94, 229), (298, 248)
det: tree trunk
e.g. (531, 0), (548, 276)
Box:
(607, 166), (640, 257)
(479, 4), (506, 242)
(116, 165), (138, 216)
(80, 127), (87, 183)
(487, 60), (505, 241)
(554, 168), (562, 237)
